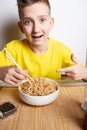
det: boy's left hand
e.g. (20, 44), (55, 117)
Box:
(56, 54), (87, 80)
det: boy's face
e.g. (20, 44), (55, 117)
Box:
(18, 2), (54, 46)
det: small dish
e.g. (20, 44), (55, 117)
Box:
(18, 77), (59, 106)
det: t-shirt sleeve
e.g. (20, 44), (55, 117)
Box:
(61, 45), (75, 68)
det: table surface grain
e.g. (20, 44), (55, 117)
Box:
(0, 84), (86, 130)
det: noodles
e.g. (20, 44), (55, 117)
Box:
(20, 77), (58, 96)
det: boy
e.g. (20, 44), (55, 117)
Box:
(0, 0), (78, 85)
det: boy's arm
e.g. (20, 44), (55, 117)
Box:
(56, 54), (87, 81)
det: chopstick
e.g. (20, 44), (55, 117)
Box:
(4, 48), (34, 84)
(4, 48), (20, 68)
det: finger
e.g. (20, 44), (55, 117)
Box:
(15, 67), (29, 77)
(65, 74), (74, 80)
(12, 71), (26, 80)
(56, 66), (74, 73)
(5, 80), (16, 85)
(5, 76), (22, 85)
(64, 71), (76, 79)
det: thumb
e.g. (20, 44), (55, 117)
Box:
(71, 53), (79, 64)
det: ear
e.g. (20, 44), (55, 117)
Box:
(49, 17), (54, 31)
(18, 22), (24, 33)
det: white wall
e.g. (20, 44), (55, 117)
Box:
(0, 0), (22, 48)
(50, 0), (87, 64)
(0, 0), (87, 64)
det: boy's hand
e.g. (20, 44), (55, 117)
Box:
(0, 66), (29, 85)
(56, 54), (87, 80)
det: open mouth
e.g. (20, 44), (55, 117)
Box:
(32, 35), (43, 39)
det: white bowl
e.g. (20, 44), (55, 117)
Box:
(18, 78), (59, 106)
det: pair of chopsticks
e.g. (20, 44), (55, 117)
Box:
(4, 48), (34, 84)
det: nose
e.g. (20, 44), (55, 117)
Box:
(33, 22), (40, 33)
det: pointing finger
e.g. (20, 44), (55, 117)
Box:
(56, 66), (74, 73)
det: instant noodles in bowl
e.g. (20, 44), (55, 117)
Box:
(18, 77), (59, 106)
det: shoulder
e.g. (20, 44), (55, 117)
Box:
(5, 39), (27, 49)
(4, 39), (28, 57)
(49, 37), (72, 51)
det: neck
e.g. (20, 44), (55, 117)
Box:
(29, 40), (49, 54)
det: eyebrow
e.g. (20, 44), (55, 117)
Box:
(22, 15), (50, 20)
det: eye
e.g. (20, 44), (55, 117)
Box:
(23, 19), (32, 25)
(40, 18), (47, 23)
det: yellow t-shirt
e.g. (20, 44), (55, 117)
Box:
(0, 38), (74, 80)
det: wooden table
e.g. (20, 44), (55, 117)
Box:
(0, 84), (86, 130)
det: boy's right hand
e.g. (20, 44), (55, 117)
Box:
(0, 66), (29, 85)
